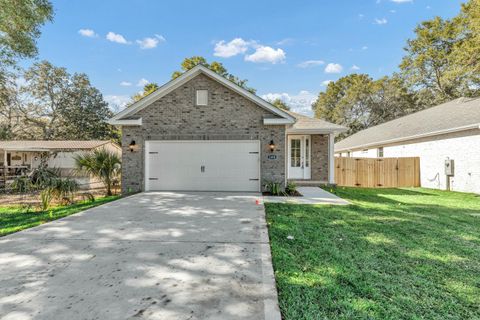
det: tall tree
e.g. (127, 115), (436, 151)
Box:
(271, 98), (290, 111)
(313, 74), (416, 138)
(172, 56), (256, 93)
(400, 2), (480, 106)
(59, 73), (117, 140)
(451, 0), (480, 89)
(0, 0), (54, 137)
(17, 61), (117, 140)
(0, 75), (30, 139)
(0, 0), (53, 68)
(20, 61), (70, 139)
(131, 82), (159, 102)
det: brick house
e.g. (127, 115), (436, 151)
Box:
(109, 65), (346, 193)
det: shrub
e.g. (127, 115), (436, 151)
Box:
(285, 181), (297, 195)
(29, 166), (60, 189)
(81, 192), (95, 203)
(265, 181), (285, 196)
(11, 176), (33, 194)
(74, 149), (121, 196)
(49, 178), (79, 201)
(40, 188), (54, 211)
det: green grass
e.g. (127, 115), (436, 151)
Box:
(265, 187), (480, 320)
(0, 195), (120, 236)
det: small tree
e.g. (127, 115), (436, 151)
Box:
(74, 149), (121, 196)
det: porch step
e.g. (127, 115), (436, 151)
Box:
(288, 180), (331, 187)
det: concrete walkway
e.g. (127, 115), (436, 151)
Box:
(263, 187), (350, 205)
(0, 192), (281, 320)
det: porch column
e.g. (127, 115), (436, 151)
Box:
(328, 133), (335, 184)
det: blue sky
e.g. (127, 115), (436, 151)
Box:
(24, 0), (464, 115)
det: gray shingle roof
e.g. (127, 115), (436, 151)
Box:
(0, 140), (115, 150)
(336, 97), (480, 151)
(284, 110), (348, 132)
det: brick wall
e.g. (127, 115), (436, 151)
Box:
(311, 134), (329, 181)
(121, 73), (286, 193)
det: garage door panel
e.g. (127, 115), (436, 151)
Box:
(146, 141), (260, 192)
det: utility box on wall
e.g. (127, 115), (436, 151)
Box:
(445, 159), (455, 176)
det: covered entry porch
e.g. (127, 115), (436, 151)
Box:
(286, 133), (335, 185)
(283, 110), (346, 186)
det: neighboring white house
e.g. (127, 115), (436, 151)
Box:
(0, 140), (121, 188)
(335, 97), (480, 194)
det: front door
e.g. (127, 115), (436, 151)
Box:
(288, 135), (311, 179)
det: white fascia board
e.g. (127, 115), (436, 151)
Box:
(108, 65), (295, 123)
(287, 128), (347, 135)
(108, 118), (142, 126)
(335, 123), (480, 152)
(264, 118), (295, 125)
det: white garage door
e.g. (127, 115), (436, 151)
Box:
(145, 141), (260, 192)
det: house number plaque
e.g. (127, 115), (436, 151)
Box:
(267, 155), (277, 160)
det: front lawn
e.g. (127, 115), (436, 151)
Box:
(265, 187), (480, 319)
(0, 195), (120, 236)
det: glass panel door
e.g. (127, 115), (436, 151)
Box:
(288, 135), (311, 179)
(290, 139), (301, 167)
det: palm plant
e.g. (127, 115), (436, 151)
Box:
(74, 148), (121, 196)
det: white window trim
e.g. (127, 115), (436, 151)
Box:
(196, 89), (208, 106)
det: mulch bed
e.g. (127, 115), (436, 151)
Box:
(262, 190), (302, 197)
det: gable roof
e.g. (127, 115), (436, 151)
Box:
(108, 65), (295, 125)
(336, 97), (480, 152)
(0, 140), (118, 151)
(284, 110), (347, 133)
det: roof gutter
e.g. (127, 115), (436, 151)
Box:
(335, 123), (480, 152)
(287, 128), (347, 135)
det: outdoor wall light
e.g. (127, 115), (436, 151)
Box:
(129, 140), (136, 152)
(269, 140), (276, 153)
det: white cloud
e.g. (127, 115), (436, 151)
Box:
(262, 90), (317, 116)
(136, 78), (149, 87)
(245, 46), (286, 64)
(120, 81), (132, 86)
(374, 18), (388, 25)
(105, 95), (130, 112)
(213, 38), (250, 58)
(106, 31), (130, 44)
(325, 63), (343, 74)
(136, 34), (165, 49)
(322, 80), (333, 86)
(390, 9), (397, 13)
(391, 0), (412, 2)
(297, 60), (325, 68)
(358, 13), (365, 19)
(212, 38), (286, 64)
(362, 46), (369, 50)
(78, 28), (97, 38)
(351, 65), (360, 71)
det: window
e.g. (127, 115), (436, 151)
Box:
(377, 147), (384, 158)
(196, 89), (208, 106)
(362, 149), (369, 154)
(290, 139), (301, 167)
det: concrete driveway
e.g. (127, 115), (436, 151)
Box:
(0, 192), (280, 320)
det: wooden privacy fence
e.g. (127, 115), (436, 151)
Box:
(335, 157), (420, 188)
